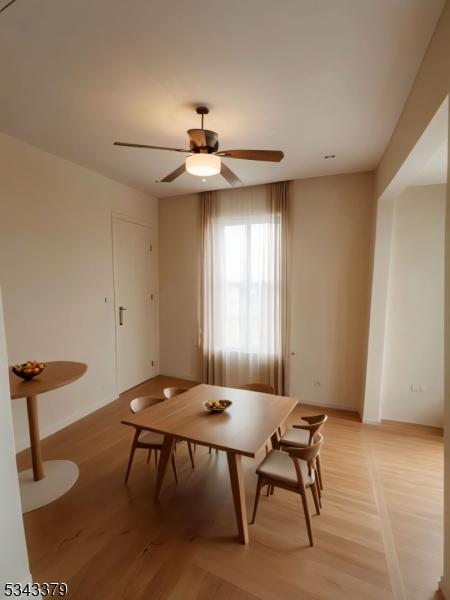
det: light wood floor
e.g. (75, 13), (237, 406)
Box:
(17, 376), (444, 600)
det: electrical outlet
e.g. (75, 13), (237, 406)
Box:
(410, 384), (425, 392)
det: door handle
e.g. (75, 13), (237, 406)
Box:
(119, 306), (127, 326)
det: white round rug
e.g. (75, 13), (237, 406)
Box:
(18, 460), (79, 513)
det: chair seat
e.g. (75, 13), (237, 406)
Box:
(256, 449), (314, 487)
(138, 430), (164, 446)
(280, 427), (310, 447)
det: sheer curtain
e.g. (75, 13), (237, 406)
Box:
(201, 182), (288, 393)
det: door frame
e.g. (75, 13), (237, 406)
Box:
(362, 98), (448, 424)
(111, 211), (157, 395)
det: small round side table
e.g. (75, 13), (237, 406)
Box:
(9, 360), (87, 513)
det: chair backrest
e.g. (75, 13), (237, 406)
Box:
(287, 433), (323, 462)
(163, 387), (188, 399)
(302, 413), (328, 426)
(294, 414), (327, 444)
(288, 434), (324, 489)
(239, 383), (275, 394)
(130, 395), (164, 414)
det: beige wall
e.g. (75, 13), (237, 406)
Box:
(0, 132), (158, 451)
(382, 185), (445, 427)
(288, 173), (374, 411)
(159, 192), (202, 381)
(373, 3), (449, 593)
(159, 172), (375, 413)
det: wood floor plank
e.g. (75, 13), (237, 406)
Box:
(16, 375), (443, 600)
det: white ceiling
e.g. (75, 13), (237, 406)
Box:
(0, 0), (444, 198)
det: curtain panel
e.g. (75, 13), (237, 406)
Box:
(200, 182), (289, 394)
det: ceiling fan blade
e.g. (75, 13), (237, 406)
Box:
(160, 163), (186, 183)
(0, 0), (17, 14)
(114, 142), (190, 153)
(215, 149), (284, 162)
(220, 162), (241, 187)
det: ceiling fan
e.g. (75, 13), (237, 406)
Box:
(114, 106), (284, 187)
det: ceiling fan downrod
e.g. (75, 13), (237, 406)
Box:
(196, 106), (209, 130)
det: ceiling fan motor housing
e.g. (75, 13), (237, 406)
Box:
(187, 128), (219, 154)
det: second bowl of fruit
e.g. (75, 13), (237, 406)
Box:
(203, 399), (232, 413)
(12, 361), (45, 380)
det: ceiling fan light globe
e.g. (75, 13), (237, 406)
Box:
(186, 154), (221, 177)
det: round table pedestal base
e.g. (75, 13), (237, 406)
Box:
(18, 460), (79, 513)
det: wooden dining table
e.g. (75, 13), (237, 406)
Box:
(122, 383), (298, 544)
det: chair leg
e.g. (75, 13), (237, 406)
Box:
(251, 476), (263, 524)
(147, 449), (152, 464)
(187, 442), (195, 469)
(315, 477), (322, 507)
(310, 482), (320, 515)
(124, 430), (139, 483)
(300, 491), (314, 546)
(171, 454), (178, 484)
(266, 483), (275, 496)
(316, 455), (324, 491)
(209, 446), (212, 454)
(154, 450), (158, 469)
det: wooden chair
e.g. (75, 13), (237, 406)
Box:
(163, 387), (189, 399)
(163, 387), (196, 468)
(279, 414), (327, 493)
(251, 435), (323, 546)
(124, 396), (178, 484)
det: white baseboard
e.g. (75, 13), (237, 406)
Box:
(362, 418), (381, 425)
(158, 371), (200, 384)
(299, 398), (359, 413)
(14, 395), (113, 453)
(440, 576), (449, 599)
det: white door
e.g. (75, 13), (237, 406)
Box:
(113, 216), (156, 393)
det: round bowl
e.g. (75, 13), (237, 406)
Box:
(12, 361), (46, 380)
(203, 399), (232, 413)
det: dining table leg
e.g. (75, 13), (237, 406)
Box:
(155, 435), (176, 500)
(226, 452), (249, 544)
(26, 395), (44, 481)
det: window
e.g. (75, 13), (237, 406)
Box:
(201, 184), (287, 392)
(221, 220), (279, 355)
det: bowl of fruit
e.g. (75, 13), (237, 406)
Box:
(12, 361), (45, 380)
(203, 399), (232, 413)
